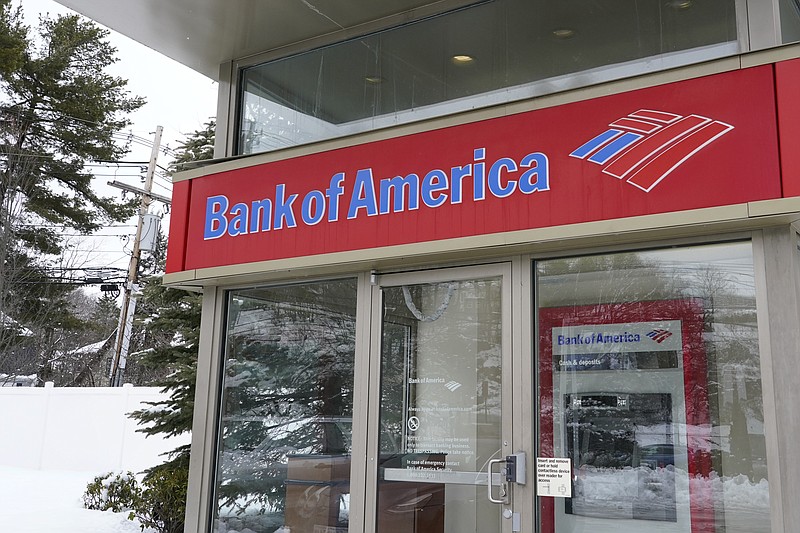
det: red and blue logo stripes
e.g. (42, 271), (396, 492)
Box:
(646, 328), (673, 343)
(571, 109), (733, 192)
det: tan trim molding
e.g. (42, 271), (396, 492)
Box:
(163, 197), (800, 288)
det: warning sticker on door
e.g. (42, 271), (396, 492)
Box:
(536, 457), (572, 498)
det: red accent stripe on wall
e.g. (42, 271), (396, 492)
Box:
(776, 58), (800, 197)
(165, 179), (191, 273)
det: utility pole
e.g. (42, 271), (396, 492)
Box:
(109, 126), (163, 386)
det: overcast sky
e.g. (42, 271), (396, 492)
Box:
(22, 0), (218, 151)
(18, 0), (219, 275)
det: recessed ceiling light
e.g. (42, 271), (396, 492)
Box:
(667, 0), (693, 9)
(552, 28), (576, 39)
(451, 55), (475, 65)
(365, 76), (383, 84)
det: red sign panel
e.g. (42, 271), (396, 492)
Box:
(168, 65), (781, 273)
(776, 58), (800, 198)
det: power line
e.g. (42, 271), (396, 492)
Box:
(40, 267), (127, 272)
(2, 109), (180, 161)
(1, 105), (177, 152)
(0, 152), (54, 159)
(17, 224), (137, 229)
(154, 174), (173, 186)
(151, 182), (173, 196)
(84, 174), (144, 178)
(64, 250), (133, 254)
(92, 160), (152, 165)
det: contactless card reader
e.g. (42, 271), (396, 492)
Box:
(504, 452), (526, 485)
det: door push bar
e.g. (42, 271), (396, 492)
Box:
(487, 452), (526, 504)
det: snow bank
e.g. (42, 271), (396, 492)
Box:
(0, 465), (154, 533)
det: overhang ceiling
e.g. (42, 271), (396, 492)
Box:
(54, 0), (739, 151)
(53, 0), (475, 80)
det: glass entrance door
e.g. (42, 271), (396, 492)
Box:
(370, 266), (514, 533)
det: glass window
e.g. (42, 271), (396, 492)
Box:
(781, 0), (800, 43)
(536, 242), (770, 533)
(212, 279), (358, 533)
(238, 0), (739, 155)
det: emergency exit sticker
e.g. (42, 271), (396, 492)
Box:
(536, 457), (572, 498)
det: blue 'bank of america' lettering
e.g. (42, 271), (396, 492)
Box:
(557, 332), (641, 346)
(203, 149), (549, 240)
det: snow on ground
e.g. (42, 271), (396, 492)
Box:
(0, 465), (155, 533)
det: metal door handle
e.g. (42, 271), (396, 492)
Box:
(487, 458), (509, 504)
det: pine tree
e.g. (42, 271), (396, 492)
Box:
(0, 4), (143, 378)
(0, 1), (25, 77)
(170, 119), (215, 172)
(89, 292), (121, 337)
(0, 8), (143, 253)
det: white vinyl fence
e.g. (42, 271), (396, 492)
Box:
(0, 383), (189, 473)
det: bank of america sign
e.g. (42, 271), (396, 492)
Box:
(571, 109), (733, 192)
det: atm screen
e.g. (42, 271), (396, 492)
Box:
(564, 393), (677, 522)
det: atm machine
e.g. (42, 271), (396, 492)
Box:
(564, 392), (677, 523)
(539, 300), (712, 533)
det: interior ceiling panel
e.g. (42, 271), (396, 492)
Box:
(53, 0), (474, 79)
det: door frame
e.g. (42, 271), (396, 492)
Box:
(359, 262), (525, 533)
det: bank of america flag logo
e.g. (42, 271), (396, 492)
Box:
(570, 109), (733, 192)
(445, 380), (462, 392)
(647, 328), (673, 344)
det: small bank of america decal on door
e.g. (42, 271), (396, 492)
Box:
(570, 109), (733, 192)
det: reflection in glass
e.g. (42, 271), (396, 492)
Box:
(564, 392), (677, 522)
(781, 0), (800, 44)
(238, 0), (738, 154)
(213, 279), (357, 533)
(377, 278), (503, 533)
(536, 242), (770, 533)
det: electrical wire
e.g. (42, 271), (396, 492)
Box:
(17, 224), (137, 229)
(2, 106), (181, 158)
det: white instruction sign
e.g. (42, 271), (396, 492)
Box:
(536, 457), (572, 498)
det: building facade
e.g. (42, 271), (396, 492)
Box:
(56, 2), (800, 532)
